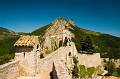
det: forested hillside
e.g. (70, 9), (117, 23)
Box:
(0, 27), (19, 65)
(68, 25), (120, 59)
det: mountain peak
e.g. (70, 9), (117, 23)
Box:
(31, 18), (75, 36)
(44, 18), (74, 36)
(52, 17), (75, 28)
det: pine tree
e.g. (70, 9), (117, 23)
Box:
(85, 36), (94, 53)
(80, 38), (86, 53)
(80, 36), (94, 53)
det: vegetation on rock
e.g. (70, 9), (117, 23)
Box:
(104, 60), (120, 77)
(40, 53), (44, 58)
(79, 65), (88, 78)
(72, 56), (79, 78)
(72, 56), (96, 78)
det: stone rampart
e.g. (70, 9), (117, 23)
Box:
(0, 60), (19, 79)
(78, 53), (101, 68)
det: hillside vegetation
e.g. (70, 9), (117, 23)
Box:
(0, 27), (16, 40)
(0, 27), (19, 65)
(0, 27), (10, 33)
(68, 25), (120, 58)
(31, 24), (50, 36)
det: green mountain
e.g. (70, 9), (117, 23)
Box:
(0, 27), (16, 40)
(68, 25), (120, 59)
(0, 27), (16, 34)
(31, 24), (51, 36)
(0, 27), (10, 33)
(0, 27), (19, 65)
(31, 18), (120, 59)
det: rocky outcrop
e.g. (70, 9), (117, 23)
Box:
(41, 18), (74, 54)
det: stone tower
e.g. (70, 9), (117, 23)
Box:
(14, 35), (40, 76)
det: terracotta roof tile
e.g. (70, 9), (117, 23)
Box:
(14, 35), (38, 47)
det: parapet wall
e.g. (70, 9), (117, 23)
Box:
(0, 60), (19, 79)
(78, 53), (101, 68)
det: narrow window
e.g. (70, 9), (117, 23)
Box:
(68, 52), (71, 56)
(37, 44), (39, 49)
(24, 52), (25, 58)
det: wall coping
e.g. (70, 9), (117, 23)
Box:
(0, 60), (19, 69)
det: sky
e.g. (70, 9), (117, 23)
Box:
(0, 0), (120, 37)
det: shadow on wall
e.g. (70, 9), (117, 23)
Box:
(50, 62), (58, 79)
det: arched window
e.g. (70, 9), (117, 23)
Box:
(63, 37), (68, 46)
(37, 44), (39, 49)
(68, 52), (71, 56)
(59, 40), (63, 47)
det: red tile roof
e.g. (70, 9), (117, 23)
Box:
(14, 35), (38, 47)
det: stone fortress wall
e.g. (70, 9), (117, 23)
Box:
(0, 50), (38, 79)
(0, 46), (102, 79)
(36, 42), (77, 79)
(0, 60), (19, 79)
(0, 42), (76, 79)
(78, 53), (102, 68)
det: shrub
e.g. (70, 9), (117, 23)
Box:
(45, 49), (52, 54)
(72, 65), (79, 78)
(104, 61), (115, 75)
(40, 53), (44, 58)
(112, 69), (119, 77)
(79, 65), (88, 78)
(87, 67), (95, 78)
(72, 56), (79, 78)
(73, 56), (79, 65)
